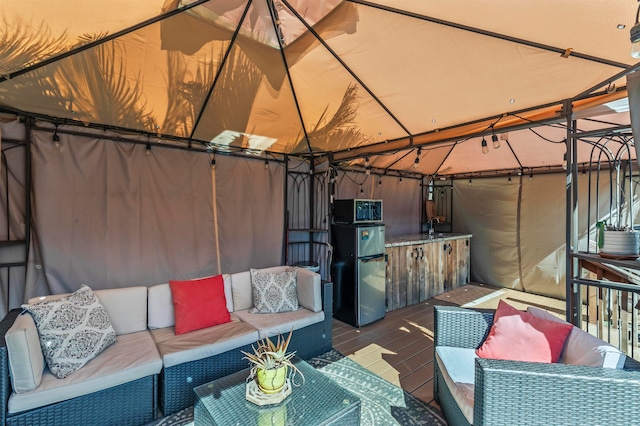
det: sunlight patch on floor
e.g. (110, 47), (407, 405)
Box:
(347, 344), (401, 387)
(404, 320), (434, 340)
(461, 289), (506, 308)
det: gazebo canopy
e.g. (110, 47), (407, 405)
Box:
(0, 0), (638, 175)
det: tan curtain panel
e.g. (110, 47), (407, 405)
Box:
(453, 172), (635, 300)
(30, 130), (217, 296)
(215, 155), (285, 274)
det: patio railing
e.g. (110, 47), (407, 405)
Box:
(573, 273), (640, 361)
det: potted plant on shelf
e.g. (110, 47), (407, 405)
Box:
(242, 330), (305, 394)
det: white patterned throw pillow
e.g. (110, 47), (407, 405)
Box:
(249, 269), (299, 314)
(22, 285), (116, 379)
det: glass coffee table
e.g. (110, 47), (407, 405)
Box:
(193, 357), (360, 425)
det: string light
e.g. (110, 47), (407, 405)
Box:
(264, 159), (269, 169)
(53, 125), (60, 148)
(508, 175), (512, 184)
(481, 138), (489, 154)
(492, 134), (500, 149)
(146, 142), (151, 156)
(468, 178), (472, 187)
(491, 125), (500, 149)
(413, 148), (422, 169)
(211, 153), (216, 169)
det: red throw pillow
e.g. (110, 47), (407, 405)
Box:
(169, 275), (231, 335)
(476, 300), (573, 363)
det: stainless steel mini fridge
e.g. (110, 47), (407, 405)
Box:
(331, 223), (386, 327)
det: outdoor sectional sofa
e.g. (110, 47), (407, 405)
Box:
(434, 304), (640, 426)
(0, 266), (332, 426)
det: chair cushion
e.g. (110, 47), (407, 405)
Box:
(249, 269), (298, 314)
(292, 267), (322, 313)
(22, 285), (117, 379)
(527, 307), (626, 368)
(5, 313), (45, 393)
(29, 286), (148, 336)
(234, 308), (324, 339)
(8, 331), (162, 414)
(476, 300), (573, 363)
(150, 315), (259, 368)
(169, 275), (230, 335)
(435, 346), (476, 425)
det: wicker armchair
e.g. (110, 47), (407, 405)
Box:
(434, 305), (640, 426)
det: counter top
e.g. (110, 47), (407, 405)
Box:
(384, 233), (473, 247)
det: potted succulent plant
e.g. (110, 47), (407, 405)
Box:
(242, 330), (305, 394)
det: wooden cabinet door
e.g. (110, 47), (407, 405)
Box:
(423, 241), (444, 299)
(443, 238), (471, 291)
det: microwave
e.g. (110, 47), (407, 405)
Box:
(333, 199), (383, 224)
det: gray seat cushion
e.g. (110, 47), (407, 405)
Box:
(8, 330), (162, 414)
(234, 308), (324, 339)
(150, 315), (259, 368)
(435, 346), (477, 425)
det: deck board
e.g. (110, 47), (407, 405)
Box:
(331, 282), (565, 412)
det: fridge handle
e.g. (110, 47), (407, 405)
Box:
(360, 254), (385, 262)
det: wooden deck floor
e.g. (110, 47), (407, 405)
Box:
(331, 283), (566, 410)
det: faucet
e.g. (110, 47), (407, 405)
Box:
(428, 217), (440, 235)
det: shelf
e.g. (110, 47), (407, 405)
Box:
(573, 252), (640, 273)
(0, 240), (26, 248)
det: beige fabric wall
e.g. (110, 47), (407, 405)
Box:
(335, 171), (421, 237)
(31, 130), (217, 296)
(215, 155), (285, 273)
(24, 127), (286, 306)
(453, 177), (521, 290)
(453, 172), (635, 299)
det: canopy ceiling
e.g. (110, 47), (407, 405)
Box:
(0, 0), (638, 176)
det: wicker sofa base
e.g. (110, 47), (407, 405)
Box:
(6, 375), (157, 426)
(434, 364), (471, 426)
(160, 281), (333, 416)
(0, 281), (334, 424)
(160, 319), (331, 416)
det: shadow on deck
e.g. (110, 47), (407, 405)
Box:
(331, 283), (565, 410)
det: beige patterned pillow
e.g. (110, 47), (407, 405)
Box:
(249, 269), (299, 314)
(22, 285), (116, 379)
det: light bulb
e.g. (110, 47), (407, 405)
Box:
(508, 175), (512, 184)
(468, 179), (472, 187)
(481, 138), (489, 154)
(562, 153), (567, 170)
(492, 134), (500, 149)
(146, 143), (151, 156)
(631, 22), (640, 58)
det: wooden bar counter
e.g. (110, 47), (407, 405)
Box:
(384, 233), (472, 312)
